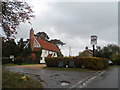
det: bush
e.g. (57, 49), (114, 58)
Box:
(45, 57), (70, 67)
(25, 56), (36, 64)
(15, 55), (38, 65)
(2, 57), (11, 65)
(111, 58), (120, 65)
(45, 57), (109, 70)
(14, 57), (23, 65)
(76, 57), (109, 70)
(2, 55), (37, 65)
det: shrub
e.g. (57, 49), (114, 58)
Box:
(14, 56), (23, 65)
(75, 57), (109, 70)
(111, 58), (120, 65)
(45, 57), (109, 70)
(25, 56), (36, 64)
(2, 57), (11, 65)
(45, 57), (70, 67)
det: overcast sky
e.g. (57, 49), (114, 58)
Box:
(1, 1), (118, 56)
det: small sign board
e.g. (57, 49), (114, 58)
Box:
(10, 55), (14, 62)
(10, 55), (14, 59)
(91, 35), (97, 45)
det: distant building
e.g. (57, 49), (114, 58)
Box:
(25, 28), (60, 63)
(79, 47), (93, 57)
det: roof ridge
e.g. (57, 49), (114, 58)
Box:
(35, 37), (60, 52)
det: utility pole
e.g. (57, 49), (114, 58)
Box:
(93, 45), (95, 57)
(69, 46), (71, 57)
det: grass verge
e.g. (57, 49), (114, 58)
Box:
(2, 70), (42, 88)
(21, 63), (38, 65)
(3, 63), (38, 66)
(3, 63), (17, 66)
(43, 67), (96, 72)
(106, 65), (119, 70)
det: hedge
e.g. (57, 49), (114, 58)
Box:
(2, 57), (12, 65)
(14, 57), (23, 65)
(45, 57), (70, 67)
(111, 58), (120, 65)
(2, 56), (37, 65)
(45, 57), (109, 70)
(14, 56), (37, 65)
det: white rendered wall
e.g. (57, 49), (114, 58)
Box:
(40, 49), (58, 63)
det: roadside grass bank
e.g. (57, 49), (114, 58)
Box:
(3, 63), (17, 66)
(106, 65), (119, 70)
(2, 70), (42, 88)
(20, 63), (39, 65)
(43, 65), (119, 72)
(43, 67), (99, 72)
(3, 63), (38, 66)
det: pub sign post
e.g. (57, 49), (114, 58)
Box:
(91, 35), (97, 57)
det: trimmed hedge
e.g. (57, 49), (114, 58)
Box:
(45, 57), (109, 70)
(2, 57), (12, 65)
(74, 57), (109, 70)
(14, 56), (37, 65)
(14, 57), (23, 65)
(45, 57), (69, 67)
(2, 55), (38, 65)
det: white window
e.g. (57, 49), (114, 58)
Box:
(49, 51), (52, 54)
(34, 39), (40, 47)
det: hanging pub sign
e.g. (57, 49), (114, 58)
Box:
(91, 35), (97, 45)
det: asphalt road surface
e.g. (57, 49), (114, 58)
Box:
(3, 66), (98, 88)
(3, 65), (119, 88)
(83, 66), (119, 88)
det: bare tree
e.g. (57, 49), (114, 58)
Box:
(1, 0), (34, 40)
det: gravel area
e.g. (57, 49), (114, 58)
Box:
(13, 64), (46, 69)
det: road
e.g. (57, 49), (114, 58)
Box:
(3, 65), (119, 88)
(83, 66), (119, 88)
(3, 66), (98, 88)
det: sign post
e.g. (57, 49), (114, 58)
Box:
(91, 35), (97, 57)
(10, 55), (14, 62)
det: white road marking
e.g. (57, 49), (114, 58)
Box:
(69, 71), (105, 89)
(79, 71), (105, 88)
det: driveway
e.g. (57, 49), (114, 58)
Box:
(3, 65), (100, 88)
(14, 64), (46, 69)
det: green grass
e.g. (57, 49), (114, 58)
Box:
(2, 70), (42, 88)
(21, 63), (38, 65)
(3, 63), (17, 66)
(106, 65), (119, 70)
(43, 67), (96, 72)
(3, 63), (38, 66)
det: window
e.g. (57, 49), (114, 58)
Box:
(34, 39), (40, 47)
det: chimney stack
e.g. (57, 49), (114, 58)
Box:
(30, 28), (34, 51)
(41, 33), (46, 41)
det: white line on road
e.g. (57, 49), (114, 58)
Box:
(79, 71), (105, 88)
(69, 71), (105, 89)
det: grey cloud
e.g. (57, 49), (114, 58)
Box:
(32, 2), (117, 41)
(16, 2), (118, 56)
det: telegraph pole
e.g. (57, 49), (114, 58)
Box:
(69, 46), (71, 57)
(93, 45), (95, 57)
